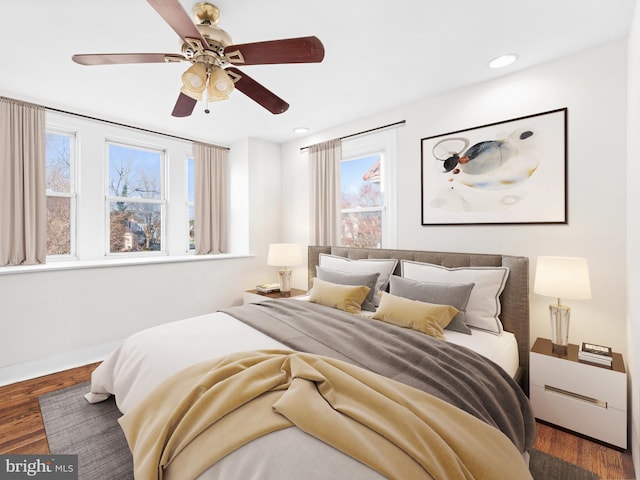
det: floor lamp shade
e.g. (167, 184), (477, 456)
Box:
(267, 244), (302, 294)
(534, 256), (591, 354)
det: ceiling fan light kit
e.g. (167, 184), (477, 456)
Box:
(71, 1), (325, 117)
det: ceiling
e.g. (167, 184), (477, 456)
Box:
(0, 1), (636, 145)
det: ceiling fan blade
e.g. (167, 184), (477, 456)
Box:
(146, 0), (209, 47)
(224, 36), (325, 65)
(226, 67), (289, 114)
(72, 53), (183, 65)
(171, 92), (197, 117)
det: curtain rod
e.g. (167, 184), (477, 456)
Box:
(45, 105), (230, 150)
(299, 120), (406, 151)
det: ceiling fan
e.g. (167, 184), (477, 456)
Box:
(72, 0), (325, 117)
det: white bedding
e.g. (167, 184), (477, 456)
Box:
(87, 306), (519, 414)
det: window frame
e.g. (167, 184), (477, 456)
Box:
(104, 139), (167, 256)
(45, 127), (78, 260)
(340, 129), (397, 248)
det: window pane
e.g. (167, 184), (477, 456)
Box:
(341, 211), (382, 248)
(109, 144), (161, 200)
(341, 154), (383, 248)
(46, 132), (71, 193)
(47, 196), (71, 255)
(109, 202), (162, 252)
(188, 205), (195, 251)
(341, 155), (382, 209)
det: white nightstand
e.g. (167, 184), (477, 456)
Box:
(530, 337), (627, 448)
(243, 288), (307, 305)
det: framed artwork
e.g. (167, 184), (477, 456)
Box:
(420, 108), (567, 225)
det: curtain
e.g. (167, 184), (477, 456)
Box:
(0, 97), (46, 266)
(194, 142), (228, 254)
(309, 138), (341, 246)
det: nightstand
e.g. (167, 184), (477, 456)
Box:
(530, 337), (627, 448)
(243, 288), (307, 305)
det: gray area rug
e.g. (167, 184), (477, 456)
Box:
(39, 382), (599, 480)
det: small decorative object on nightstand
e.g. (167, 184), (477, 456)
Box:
(530, 337), (626, 448)
(267, 243), (302, 294)
(243, 288), (307, 305)
(533, 256), (591, 355)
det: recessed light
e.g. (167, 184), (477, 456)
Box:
(293, 127), (309, 134)
(489, 54), (518, 69)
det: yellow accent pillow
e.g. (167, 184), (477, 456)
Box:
(309, 278), (371, 314)
(371, 292), (458, 339)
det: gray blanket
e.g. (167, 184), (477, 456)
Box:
(222, 299), (536, 453)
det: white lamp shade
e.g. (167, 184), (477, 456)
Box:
(267, 243), (302, 267)
(534, 256), (591, 300)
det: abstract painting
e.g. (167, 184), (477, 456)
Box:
(421, 108), (567, 225)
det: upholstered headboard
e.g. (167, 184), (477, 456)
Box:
(308, 246), (530, 395)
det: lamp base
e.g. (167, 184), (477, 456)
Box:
(552, 343), (568, 355)
(549, 303), (570, 355)
(278, 269), (292, 293)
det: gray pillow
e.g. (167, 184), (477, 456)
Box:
(388, 276), (474, 334)
(316, 266), (380, 312)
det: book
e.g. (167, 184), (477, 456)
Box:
(578, 351), (612, 364)
(580, 342), (613, 358)
(578, 356), (612, 369)
(256, 283), (280, 293)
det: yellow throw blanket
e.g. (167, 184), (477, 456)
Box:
(119, 350), (532, 480)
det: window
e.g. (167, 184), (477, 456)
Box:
(341, 154), (383, 248)
(187, 157), (195, 251)
(106, 142), (165, 254)
(340, 130), (396, 248)
(46, 130), (76, 256)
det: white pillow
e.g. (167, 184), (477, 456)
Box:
(400, 260), (509, 334)
(319, 254), (398, 306)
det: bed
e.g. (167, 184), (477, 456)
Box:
(86, 246), (535, 480)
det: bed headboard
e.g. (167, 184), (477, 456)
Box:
(308, 246), (530, 395)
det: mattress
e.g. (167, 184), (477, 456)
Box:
(87, 303), (520, 414)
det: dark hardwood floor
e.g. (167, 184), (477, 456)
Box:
(0, 363), (636, 479)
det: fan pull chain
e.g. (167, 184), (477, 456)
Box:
(204, 70), (211, 114)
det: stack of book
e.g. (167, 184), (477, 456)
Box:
(578, 342), (613, 368)
(256, 283), (280, 293)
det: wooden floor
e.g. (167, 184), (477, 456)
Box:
(0, 364), (636, 479)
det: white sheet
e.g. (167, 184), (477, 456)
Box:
(86, 312), (289, 413)
(444, 328), (519, 378)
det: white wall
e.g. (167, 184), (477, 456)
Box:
(626, 2), (640, 475)
(282, 41), (629, 357)
(0, 131), (285, 383)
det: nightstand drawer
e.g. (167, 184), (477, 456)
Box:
(530, 383), (626, 448)
(530, 351), (626, 410)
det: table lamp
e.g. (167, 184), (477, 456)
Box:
(267, 243), (302, 295)
(534, 256), (591, 355)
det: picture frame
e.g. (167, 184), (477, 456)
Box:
(420, 108), (567, 225)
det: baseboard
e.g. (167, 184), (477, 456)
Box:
(0, 340), (121, 386)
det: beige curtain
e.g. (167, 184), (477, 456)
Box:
(194, 142), (228, 254)
(309, 139), (341, 246)
(0, 97), (46, 266)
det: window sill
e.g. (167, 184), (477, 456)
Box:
(0, 252), (254, 276)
